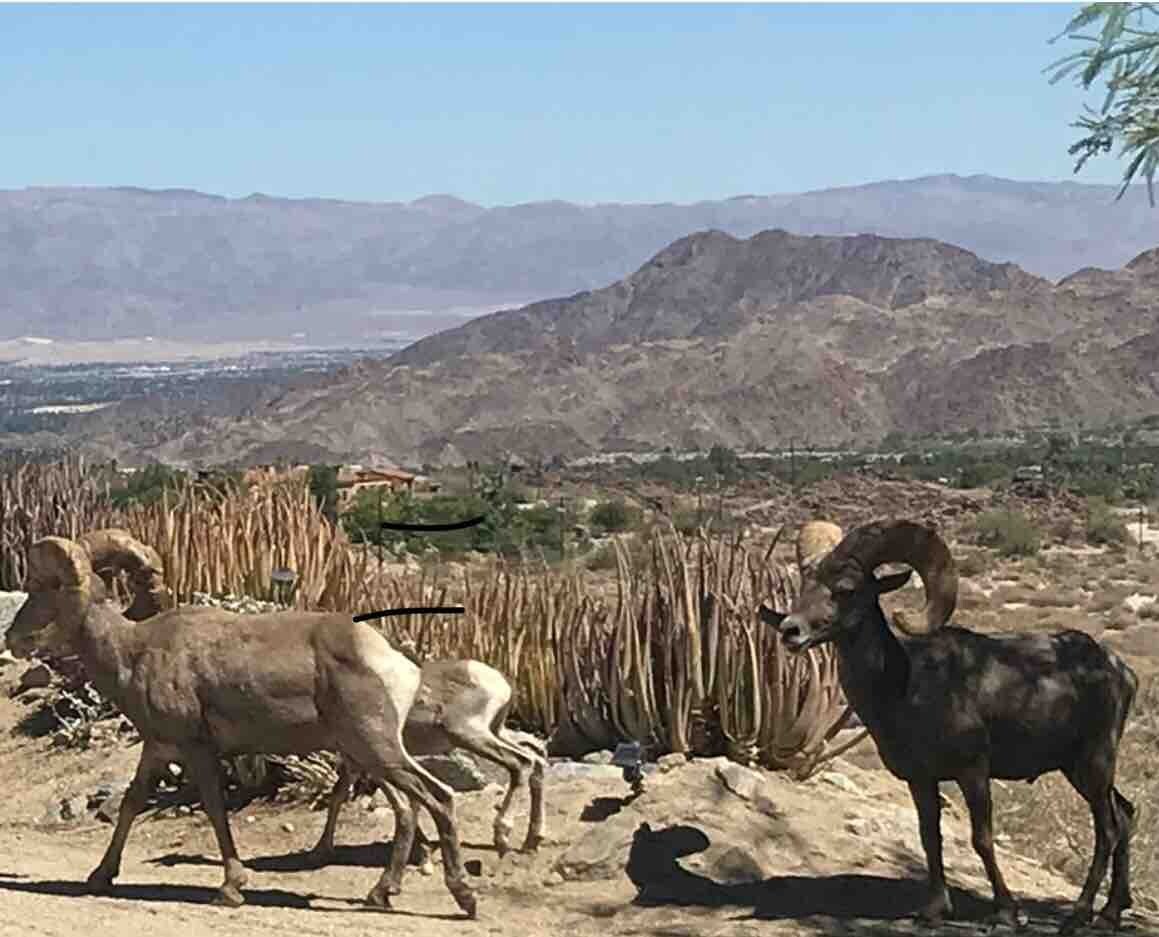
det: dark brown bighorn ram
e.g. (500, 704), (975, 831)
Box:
(4, 535), (477, 917)
(759, 519), (1138, 935)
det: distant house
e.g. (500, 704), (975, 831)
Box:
(335, 464), (433, 506)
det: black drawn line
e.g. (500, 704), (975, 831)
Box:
(379, 515), (486, 533)
(355, 513), (485, 623)
(353, 605), (465, 623)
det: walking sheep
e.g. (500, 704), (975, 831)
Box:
(4, 535), (477, 916)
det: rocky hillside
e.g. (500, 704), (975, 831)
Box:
(65, 227), (1159, 468)
(5, 174), (1159, 343)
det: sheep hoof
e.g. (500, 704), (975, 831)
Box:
(214, 885), (245, 908)
(305, 846), (332, 868)
(365, 887), (393, 910)
(519, 834), (544, 853)
(989, 906), (1029, 932)
(85, 869), (115, 895)
(1092, 908), (1122, 931)
(1059, 910), (1093, 936)
(452, 886), (478, 919)
(917, 893), (953, 928)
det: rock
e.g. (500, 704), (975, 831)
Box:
(417, 751), (488, 792)
(845, 816), (882, 838)
(0, 649), (17, 668)
(14, 663), (53, 695)
(657, 753), (686, 773)
(545, 761), (624, 782)
(820, 771), (863, 797)
(706, 844), (767, 884)
(59, 795), (88, 822)
(95, 787), (127, 823)
(0, 591), (27, 643)
(713, 761), (763, 801)
(555, 824), (637, 881)
(281, 821), (295, 833)
(581, 749), (614, 765)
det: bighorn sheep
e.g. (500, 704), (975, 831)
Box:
(4, 535), (477, 916)
(759, 519), (1138, 934)
(313, 664), (548, 862)
(71, 530), (549, 865)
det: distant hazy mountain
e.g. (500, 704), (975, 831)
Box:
(68, 228), (1159, 468)
(3, 174), (1159, 342)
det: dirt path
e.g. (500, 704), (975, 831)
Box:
(2, 673), (1158, 937)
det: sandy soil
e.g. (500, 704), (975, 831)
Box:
(2, 662), (1158, 937)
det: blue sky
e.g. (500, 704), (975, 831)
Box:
(0, 2), (1126, 205)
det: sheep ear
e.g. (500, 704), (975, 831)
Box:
(874, 570), (912, 595)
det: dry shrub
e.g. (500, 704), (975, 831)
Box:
(1089, 586), (1138, 614)
(957, 548), (993, 578)
(994, 670), (1159, 909)
(1023, 589), (1086, 609)
(1, 458), (855, 774)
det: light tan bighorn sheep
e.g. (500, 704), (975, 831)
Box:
(72, 529), (548, 865)
(313, 661), (548, 863)
(4, 535), (477, 917)
(760, 518), (1138, 934)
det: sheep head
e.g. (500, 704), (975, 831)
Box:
(759, 519), (958, 653)
(78, 527), (173, 620)
(7, 537), (102, 658)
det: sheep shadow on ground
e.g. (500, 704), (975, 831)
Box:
(615, 822), (1100, 936)
(0, 875), (317, 909)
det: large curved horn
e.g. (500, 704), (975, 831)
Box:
(822, 519), (958, 634)
(78, 528), (171, 620)
(796, 520), (844, 573)
(27, 536), (92, 590)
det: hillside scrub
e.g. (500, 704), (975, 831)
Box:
(973, 509), (1042, 557)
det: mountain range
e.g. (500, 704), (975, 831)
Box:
(65, 227), (1159, 468)
(5, 173), (1159, 343)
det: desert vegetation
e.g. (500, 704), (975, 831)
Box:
(3, 449), (1159, 923)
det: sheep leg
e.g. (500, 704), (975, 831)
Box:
(86, 742), (166, 893)
(183, 745), (249, 907)
(957, 771), (1026, 930)
(377, 780), (436, 873)
(310, 759), (355, 861)
(1059, 762), (1123, 936)
(908, 780), (953, 925)
(522, 747), (547, 852)
(362, 773), (421, 907)
(359, 758), (476, 918)
(450, 728), (538, 856)
(1095, 788), (1135, 929)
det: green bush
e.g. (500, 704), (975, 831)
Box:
(107, 463), (187, 507)
(974, 509), (1041, 557)
(589, 497), (641, 534)
(342, 486), (576, 560)
(1085, 497), (1129, 546)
